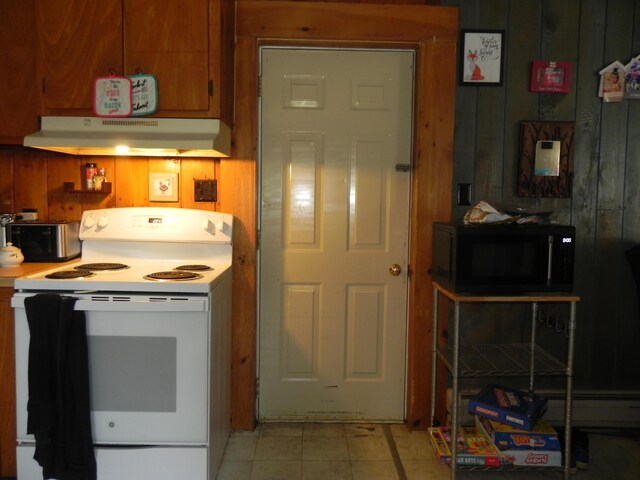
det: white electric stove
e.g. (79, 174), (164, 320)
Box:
(12, 207), (233, 480)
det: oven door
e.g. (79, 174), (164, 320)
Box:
(13, 292), (210, 445)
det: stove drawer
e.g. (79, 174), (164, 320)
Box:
(17, 445), (208, 480)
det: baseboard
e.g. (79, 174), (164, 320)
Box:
(448, 389), (640, 428)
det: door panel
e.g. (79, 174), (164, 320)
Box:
(259, 48), (413, 420)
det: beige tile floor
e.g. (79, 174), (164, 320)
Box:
(216, 423), (640, 480)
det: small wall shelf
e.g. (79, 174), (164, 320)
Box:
(63, 182), (112, 194)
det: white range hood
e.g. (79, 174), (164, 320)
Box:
(24, 116), (231, 157)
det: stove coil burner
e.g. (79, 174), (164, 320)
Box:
(46, 269), (95, 279)
(75, 263), (130, 271)
(144, 271), (204, 281)
(174, 264), (213, 271)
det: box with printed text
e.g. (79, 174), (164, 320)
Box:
(428, 426), (500, 467)
(468, 384), (548, 431)
(475, 415), (561, 451)
(475, 416), (563, 467)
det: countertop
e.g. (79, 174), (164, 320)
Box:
(0, 262), (71, 288)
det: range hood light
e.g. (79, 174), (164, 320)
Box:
(24, 116), (231, 157)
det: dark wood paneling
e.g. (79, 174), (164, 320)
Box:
(593, 0), (636, 388)
(501, 0), (540, 208)
(474, 1), (509, 205)
(570, 0), (607, 385)
(450, 0), (479, 221)
(620, 2), (640, 387)
(446, 0), (640, 391)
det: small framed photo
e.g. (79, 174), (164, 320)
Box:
(530, 60), (572, 93)
(149, 172), (179, 202)
(459, 30), (505, 86)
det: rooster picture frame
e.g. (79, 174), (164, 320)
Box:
(149, 172), (179, 202)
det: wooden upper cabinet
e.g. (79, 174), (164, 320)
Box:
(0, 0), (38, 143)
(124, 0), (209, 115)
(37, 0), (233, 123)
(37, 0), (123, 113)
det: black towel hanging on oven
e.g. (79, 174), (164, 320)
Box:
(24, 293), (97, 480)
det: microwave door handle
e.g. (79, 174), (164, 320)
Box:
(546, 235), (553, 285)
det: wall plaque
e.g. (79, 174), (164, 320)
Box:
(517, 121), (575, 198)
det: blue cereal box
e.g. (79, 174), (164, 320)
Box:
(475, 415), (561, 451)
(468, 384), (548, 431)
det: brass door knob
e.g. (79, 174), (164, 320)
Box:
(389, 264), (402, 276)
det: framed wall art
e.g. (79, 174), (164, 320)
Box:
(149, 172), (179, 202)
(517, 121), (575, 198)
(459, 30), (505, 86)
(530, 60), (572, 93)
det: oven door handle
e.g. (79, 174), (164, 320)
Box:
(12, 295), (208, 312)
(73, 300), (208, 312)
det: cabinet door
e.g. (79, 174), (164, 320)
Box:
(124, 0), (212, 116)
(0, 0), (38, 142)
(37, 0), (223, 118)
(37, 0), (123, 113)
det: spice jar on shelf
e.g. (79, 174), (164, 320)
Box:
(92, 168), (107, 191)
(84, 163), (98, 190)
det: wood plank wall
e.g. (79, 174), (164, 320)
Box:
(446, 0), (640, 390)
(0, 146), (221, 216)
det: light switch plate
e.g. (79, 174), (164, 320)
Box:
(457, 183), (472, 206)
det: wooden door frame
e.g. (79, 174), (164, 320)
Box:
(227, 0), (457, 431)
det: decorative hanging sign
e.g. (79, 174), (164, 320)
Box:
(129, 73), (158, 116)
(598, 61), (625, 103)
(624, 55), (640, 99)
(94, 75), (133, 117)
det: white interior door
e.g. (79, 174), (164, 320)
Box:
(259, 48), (414, 421)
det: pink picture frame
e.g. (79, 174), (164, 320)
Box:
(530, 60), (572, 94)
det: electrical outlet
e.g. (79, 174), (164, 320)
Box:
(194, 179), (217, 202)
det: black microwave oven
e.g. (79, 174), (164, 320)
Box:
(431, 222), (575, 294)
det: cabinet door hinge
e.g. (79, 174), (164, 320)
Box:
(257, 229), (261, 251)
(258, 76), (262, 98)
(208, 80), (214, 97)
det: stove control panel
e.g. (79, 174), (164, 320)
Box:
(80, 207), (233, 244)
